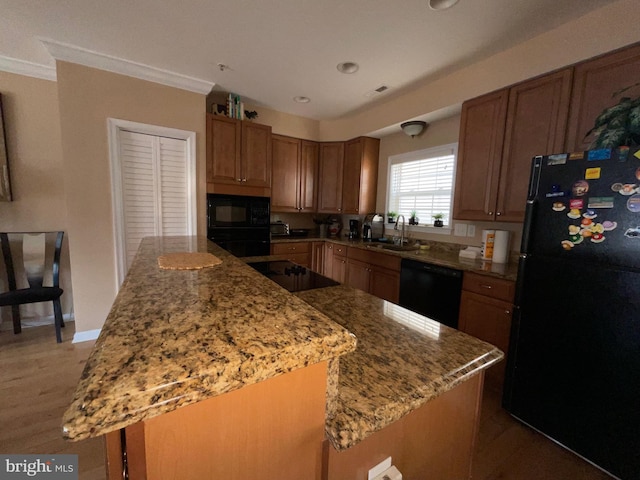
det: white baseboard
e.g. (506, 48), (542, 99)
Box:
(0, 313), (74, 330)
(72, 328), (101, 343)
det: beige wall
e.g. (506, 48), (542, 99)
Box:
(321, 0), (640, 140)
(55, 62), (206, 333)
(377, 115), (523, 251)
(0, 71), (74, 324)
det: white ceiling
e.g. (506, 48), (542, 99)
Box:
(0, 0), (616, 121)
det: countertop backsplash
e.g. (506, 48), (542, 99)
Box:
(271, 212), (523, 257)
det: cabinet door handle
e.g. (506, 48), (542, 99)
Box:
(480, 284), (493, 289)
(338, 208), (342, 212)
(496, 212), (502, 216)
(242, 178), (247, 182)
(505, 310), (511, 314)
(488, 211), (493, 216)
(237, 178), (242, 182)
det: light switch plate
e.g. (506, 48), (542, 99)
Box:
(467, 224), (476, 237)
(454, 223), (467, 237)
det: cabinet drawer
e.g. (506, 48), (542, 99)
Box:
(331, 243), (347, 258)
(281, 252), (311, 266)
(348, 247), (401, 271)
(272, 242), (311, 255)
(462, 272), (515, 302)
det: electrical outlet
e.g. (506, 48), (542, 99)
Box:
(467, 224), (476, 237)
(454, 223), (467, 237)
(368, 457), (392, 480)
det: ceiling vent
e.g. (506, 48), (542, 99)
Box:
(364, 85), (391, 98)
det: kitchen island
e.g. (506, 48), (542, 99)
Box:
(63, 236), (502, 480)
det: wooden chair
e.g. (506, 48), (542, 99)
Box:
(0, 232), (65, 342)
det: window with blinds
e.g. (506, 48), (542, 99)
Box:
(387, 144), (457, 226)
(119, 130), (190, 270)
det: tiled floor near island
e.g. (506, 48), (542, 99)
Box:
(0, 324), (611, 480)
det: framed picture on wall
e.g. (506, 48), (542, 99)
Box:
(0, 93), (12, 202)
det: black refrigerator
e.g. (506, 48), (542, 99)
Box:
(503, 147), (640, 480)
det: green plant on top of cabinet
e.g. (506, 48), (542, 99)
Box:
(566, 43), (640, 152)
(271, 135), (318, 213)
(454, 68), (572, 222)
(206, 114), (272, 196)
(318, 137), (379, 214)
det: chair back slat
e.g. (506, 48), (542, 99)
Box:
(52, 232), (64, 288)
(0, 232), (17, 291)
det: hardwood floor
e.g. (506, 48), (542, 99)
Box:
(0, 323), (105, 480)
(473, 377), (612, 480)
(0, 324), (612, 480)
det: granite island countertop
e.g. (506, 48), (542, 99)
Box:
(295, 286), (504, 451)
(62, 236), (357, 441)
(270, 236), (519, 281)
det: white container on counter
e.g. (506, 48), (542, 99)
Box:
(492, 230), (511, 263)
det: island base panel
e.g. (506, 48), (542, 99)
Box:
(107, 361), (328, 480)
(323, 372), (484, 480)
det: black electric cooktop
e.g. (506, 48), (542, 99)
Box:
(247, 260), (339, 292)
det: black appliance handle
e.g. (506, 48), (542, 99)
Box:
(520, 156), (543, 254)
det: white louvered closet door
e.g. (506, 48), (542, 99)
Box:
(118, 130), (189, 270)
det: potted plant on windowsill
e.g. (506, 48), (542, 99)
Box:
(387, 211), (397, 223)
(432, 213), (444, 228)
(409, 210), (419, 225)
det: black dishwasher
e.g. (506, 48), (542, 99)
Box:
(398, 258), (463, 329)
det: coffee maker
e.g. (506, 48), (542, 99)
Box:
(348, 219), (360, 240)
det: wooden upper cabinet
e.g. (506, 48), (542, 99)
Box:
(342, 137), (379, 215)
(300, 141), (319, 212)
(271, 135), (301, 212)
(454, 90), (508, 221)
(271, 136), (318, 213)
(318, 142), (345, 213)
(454, 68), (572, 222)
(206, 114), (271, 195)
(242, 122), (271, 187)
(207, 115), (241, 184)
(566, 43), (640, 152)
(496, 68), (573, 222)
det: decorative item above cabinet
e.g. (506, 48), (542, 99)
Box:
(206, 114), (272, 197)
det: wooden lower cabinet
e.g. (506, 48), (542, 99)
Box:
(323, 242), (347, 282)
(106, 362), (328, 480)
(271, 241), (311, 267)
(458, 273), (514, 389)
(345, 248), (401, 303)
(312, 241), (325, 273)
(323, 373), (484, 480)
(332, 251), (347, 284)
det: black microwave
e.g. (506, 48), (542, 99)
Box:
(207, 194), (270, 229)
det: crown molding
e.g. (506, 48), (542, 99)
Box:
(0, 55), (57, 81)
(39, 38), (214, 94)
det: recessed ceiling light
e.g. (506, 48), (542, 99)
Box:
(337, 62), (359, 74)
(293, 96), (311, 103)
(428, 0), (460, 10)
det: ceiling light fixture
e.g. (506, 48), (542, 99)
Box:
(293, 96), (311, 103)
(428, 0), (460, 10)
(401, 121), (428, 138)
(337, 62), (359, 74)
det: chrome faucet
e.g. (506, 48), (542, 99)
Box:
(394, 215), (406, 246)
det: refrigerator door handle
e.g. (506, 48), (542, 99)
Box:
(520, 156), (543, 254)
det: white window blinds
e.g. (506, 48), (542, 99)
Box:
(119, 130), (189, 269)
(387, 144), (457, 226)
